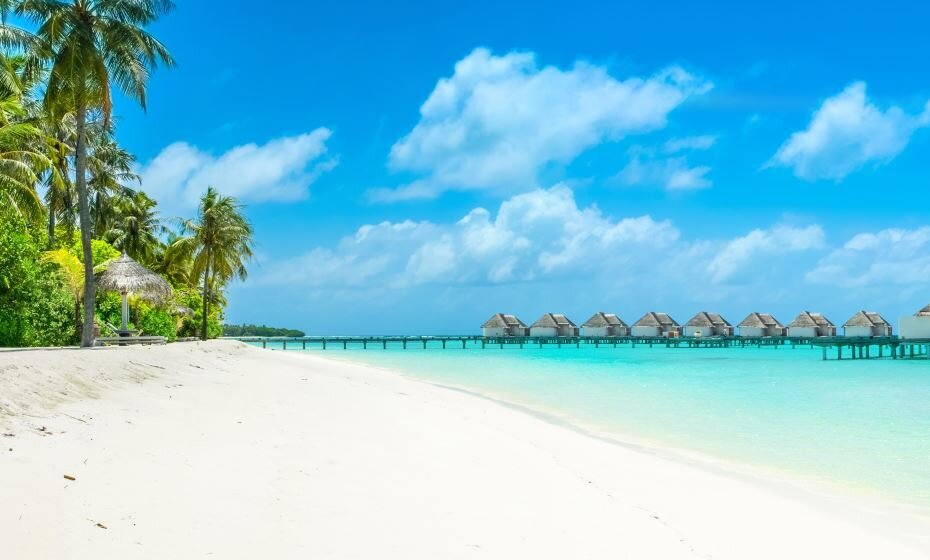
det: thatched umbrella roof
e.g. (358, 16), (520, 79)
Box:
(97, 254), (172, 302)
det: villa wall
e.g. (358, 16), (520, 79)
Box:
(683, 326), (707, 337)
(482, 327), (506, 337)
(631, 326), (660, 337)
(739, 326), (764, 337)
(787, 326), (818, 338)
(530, 326), (558, 337)
(899, 317), (930, 339)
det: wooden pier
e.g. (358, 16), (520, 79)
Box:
(223, 335), (930, 361)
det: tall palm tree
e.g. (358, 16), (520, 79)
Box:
(172, 187), (254, 341)
(17, 0), (174, 346)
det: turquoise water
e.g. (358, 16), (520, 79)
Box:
(259, 343), (930, 512)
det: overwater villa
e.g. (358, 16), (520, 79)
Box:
(842, 311), (892, 337)
(529, 313), (579, 337)
(581, 312), (629, 337)
(481, 313), (529, 337)
(630, 312), (681, 338)
(737, 312), (786, 337)
(786, 311), (836, 337)
(683, 312), (734, 337)
(899, 304), (930, 339)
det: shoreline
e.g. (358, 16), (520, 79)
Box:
(318, 351), (930, 545)
(2, 341), (928, 558)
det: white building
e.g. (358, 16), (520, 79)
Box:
(481, 313), (529, 337)
(899, 304), (930, 340)
(581, 312), (628, 337)
(630, 312), (681, 337)
(786, 311), (836, 338)
(842, 310), (892, 337)
(737, 312), (785, 337)
(529, 313), (578, 337)
(683, 312), (733, 337)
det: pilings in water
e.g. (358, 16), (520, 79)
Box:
(232, 335), (930, 361)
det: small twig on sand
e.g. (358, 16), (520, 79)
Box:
(64, 414), (88, 424)
(96, 523), (107, 530)
(130, 361), (165, 370)
(63, 474), (76, 481)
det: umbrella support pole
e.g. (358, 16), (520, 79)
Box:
(119, 291), (131, 344)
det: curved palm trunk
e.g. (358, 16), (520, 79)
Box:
(75, 107), (95, 347)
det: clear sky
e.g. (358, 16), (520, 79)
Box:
(115, 0), (930, 334)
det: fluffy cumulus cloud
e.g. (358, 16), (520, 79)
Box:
(259, 185), (825, 295)
(138, 128), (336, 214)
(770, 82), (930, 181)
(709, 225), (825, 282)
(805, 227), (930, 288)
(373, 48), (711, 201)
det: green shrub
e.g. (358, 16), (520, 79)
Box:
(0, 214), (75, 347)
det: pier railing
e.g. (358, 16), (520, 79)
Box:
(222, 335), (930, 360)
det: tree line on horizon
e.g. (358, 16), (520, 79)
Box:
(222, 324), (306, 338)
(0, 0), (253, 348)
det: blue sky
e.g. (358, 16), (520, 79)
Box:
(114, 0), (930, 334)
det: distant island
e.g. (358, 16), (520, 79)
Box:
(223, 324), (306, 337)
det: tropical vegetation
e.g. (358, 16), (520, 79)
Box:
(0, 1), (253, 348)
(224, 324), (306, 338)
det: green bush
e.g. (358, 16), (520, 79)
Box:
(138, 302), (176, 341)
(0, 215), (75, 347)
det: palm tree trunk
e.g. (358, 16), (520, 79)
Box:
(75, 106), (95, 348)
(47, 206), (55, 248)
(201, 259), (210, 341)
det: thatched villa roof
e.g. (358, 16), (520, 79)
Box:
(481, 313), (527, 329)
(916, 304), (930, 317)
(632, 312), (679, 327)
(738, 312), (783, 328)
(685, 312), (731, 327)
(843, 310), (890, 327)
(531, 313), (576, 328)
(96, 254), (172, 302)
(788, 311), (834, 328)
(582, 312), (627, 328)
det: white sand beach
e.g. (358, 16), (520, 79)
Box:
(1, 341), (927, 559)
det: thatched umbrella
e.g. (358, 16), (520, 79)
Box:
(97, 254), (173, 335)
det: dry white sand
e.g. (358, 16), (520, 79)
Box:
(1, 341), (927, 559)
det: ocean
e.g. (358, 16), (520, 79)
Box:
(255, 342), (930, 514)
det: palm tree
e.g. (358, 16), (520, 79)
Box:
(0, 90), (51, 222)
(17, 0), (174, 346)
(105, 190), (164, 263)
(172, 187), (254, 341)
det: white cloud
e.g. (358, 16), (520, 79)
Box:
(376, 48), (711, 201)
(664, 135), (717, 153)
(262, 185), (681, 288)
(806, 227), (930, 288)
(616, 155), (712, 190)
(138, 128), (336, 215)
(259, 184), (827, 295)
(709, 225), (825, 282)
(770, 82), (930, 181)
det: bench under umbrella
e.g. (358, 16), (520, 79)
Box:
(97, 254), (173, 336)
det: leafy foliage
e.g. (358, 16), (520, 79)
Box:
(0, 213), (74, 346)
